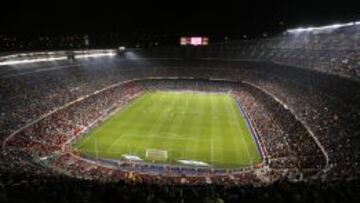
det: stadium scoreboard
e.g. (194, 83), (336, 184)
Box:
(180, 37), (209, 46)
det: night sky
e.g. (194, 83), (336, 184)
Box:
(1, 0), (359, 38)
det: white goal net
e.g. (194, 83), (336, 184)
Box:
(146, 149), (168, 161)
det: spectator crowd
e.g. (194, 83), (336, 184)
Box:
(0, 34), (359, 201)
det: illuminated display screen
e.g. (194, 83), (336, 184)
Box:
(190, 37), (202, 45)
(180, 37), (209, 46)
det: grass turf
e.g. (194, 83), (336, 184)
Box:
(73, 91), (262, 168)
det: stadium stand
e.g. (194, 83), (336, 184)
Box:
(0, 24), (359, 202)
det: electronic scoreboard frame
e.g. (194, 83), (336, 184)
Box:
(180, 37), (209, 46)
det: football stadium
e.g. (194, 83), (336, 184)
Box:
(1, 2), (360, 202)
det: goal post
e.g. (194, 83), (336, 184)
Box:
(146, 149), (168, 161)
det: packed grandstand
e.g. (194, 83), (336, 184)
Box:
(0, 23), (359, 202)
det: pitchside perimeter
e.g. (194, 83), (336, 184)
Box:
(73, 91), (262, 168)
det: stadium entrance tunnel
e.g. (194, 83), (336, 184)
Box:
(3, 78), (327, 184)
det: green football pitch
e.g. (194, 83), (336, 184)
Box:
(73, 91), (262, 168)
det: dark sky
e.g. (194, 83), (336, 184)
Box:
(1, 0), (359, 37)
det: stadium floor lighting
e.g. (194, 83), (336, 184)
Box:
(0, 56), (67, 66)
(287, 21), (357, 33)
(74, 52), (116, 59)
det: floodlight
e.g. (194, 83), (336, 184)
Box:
(287, 22), (356, 33)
